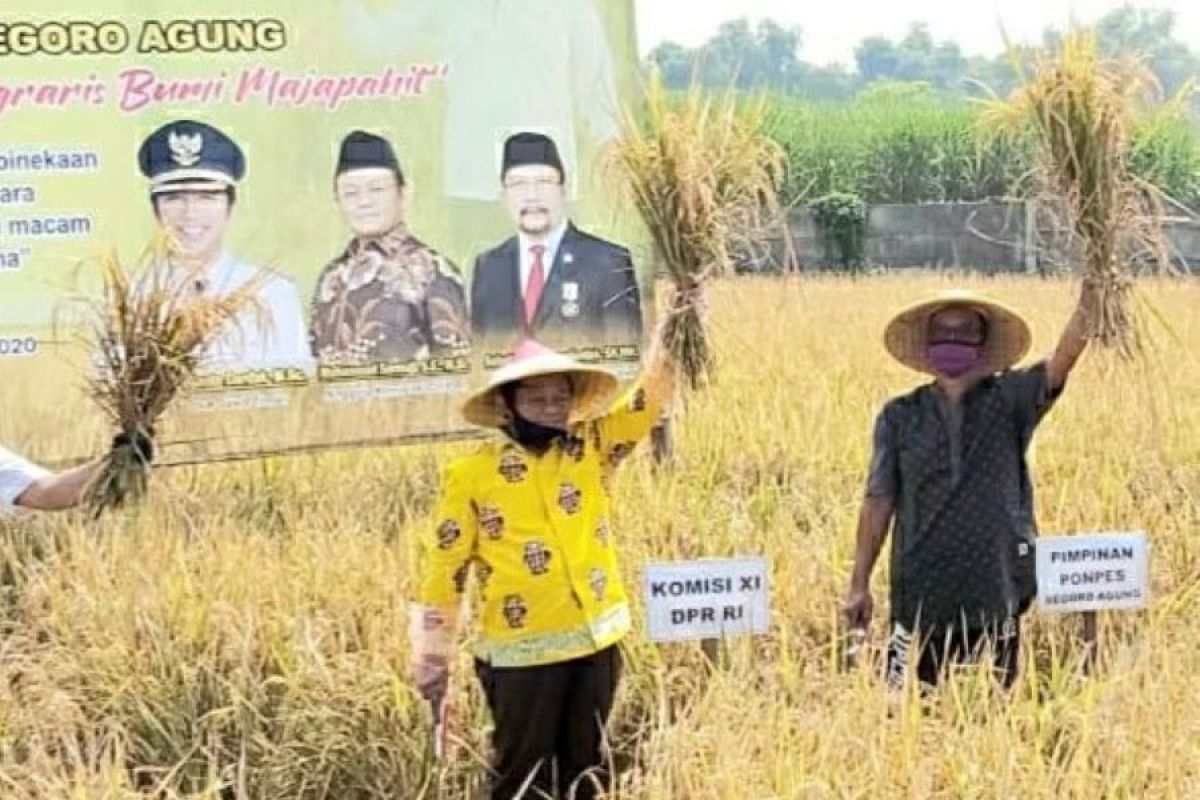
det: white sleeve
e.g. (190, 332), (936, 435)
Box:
(0, 445), (51, 516)
(268, 280), (314, 374)
(260, 276), (317, 374)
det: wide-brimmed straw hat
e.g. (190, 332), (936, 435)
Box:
(884, 289), (1032, 375)
(461, 340), (620, 429)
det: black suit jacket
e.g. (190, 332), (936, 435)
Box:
(469, 223), (643, 352)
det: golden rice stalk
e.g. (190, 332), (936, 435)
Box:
(82, 231), (266, 516)
(609, 69), (787, 389)
(982, 29), (1171, 358)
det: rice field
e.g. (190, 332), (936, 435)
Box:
(1, 273), (1197, 799)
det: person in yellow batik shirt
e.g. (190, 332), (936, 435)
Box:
(409, 298), (692, 800)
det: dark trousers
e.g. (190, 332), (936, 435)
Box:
(474, 646), (622, 800)
(886, 616), (1021, 689)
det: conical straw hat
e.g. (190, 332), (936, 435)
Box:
(461, 339), (620, 429)
(884, 289), (1032, 375)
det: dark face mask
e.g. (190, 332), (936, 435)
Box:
(506, 415), (564, 454)
(501, 386), (566, 454)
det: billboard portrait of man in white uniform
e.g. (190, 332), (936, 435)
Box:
(137, 120), (315, 376)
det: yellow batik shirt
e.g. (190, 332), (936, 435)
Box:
(414, 367), (670, 668)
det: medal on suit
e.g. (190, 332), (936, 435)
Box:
(561, 280), (580, 318)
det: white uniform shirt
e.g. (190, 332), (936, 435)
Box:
(188, 253), (316, 375)
(0, 445), (50, 516)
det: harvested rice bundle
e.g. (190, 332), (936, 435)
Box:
(985, 29), (1174, 358)
(82, 232), (264, 516)
(610, 70), (787, 388)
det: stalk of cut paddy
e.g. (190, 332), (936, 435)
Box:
(983, 29), (1171, 358)
(610, 69), (787, 389)
(82, 231), (265, 516)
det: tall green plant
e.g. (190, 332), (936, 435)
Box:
(766, 87), (1200, 210)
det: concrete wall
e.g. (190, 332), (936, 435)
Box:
(771, 201), (1199, 274)
(1167, 218), (1200, 271)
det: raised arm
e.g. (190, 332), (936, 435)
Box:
(1046, 279), (1100, 392)
(592, 289), (702, 455)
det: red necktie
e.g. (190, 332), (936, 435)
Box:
(524, 244), (546, 325)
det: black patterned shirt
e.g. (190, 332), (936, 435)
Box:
(866, 363), (1063, 629)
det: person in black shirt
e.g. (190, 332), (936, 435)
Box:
(843, 284), (1098, 688)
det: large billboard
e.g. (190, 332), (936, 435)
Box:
(0, 1), (647, 465)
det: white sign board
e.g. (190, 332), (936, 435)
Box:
(643, 557), (770, 643)
(1037, 532), (1149, 613)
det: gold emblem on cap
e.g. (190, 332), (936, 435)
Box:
(168, 130), (204, 167)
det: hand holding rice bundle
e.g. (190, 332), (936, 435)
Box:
(82, 232), (265, 517)
(985, 29), (1177, 358)
(609, 70), (787, 389)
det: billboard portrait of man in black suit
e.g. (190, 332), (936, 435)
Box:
(469, 132), (643, 353)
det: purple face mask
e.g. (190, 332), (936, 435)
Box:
(927, 342), (982, 378)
